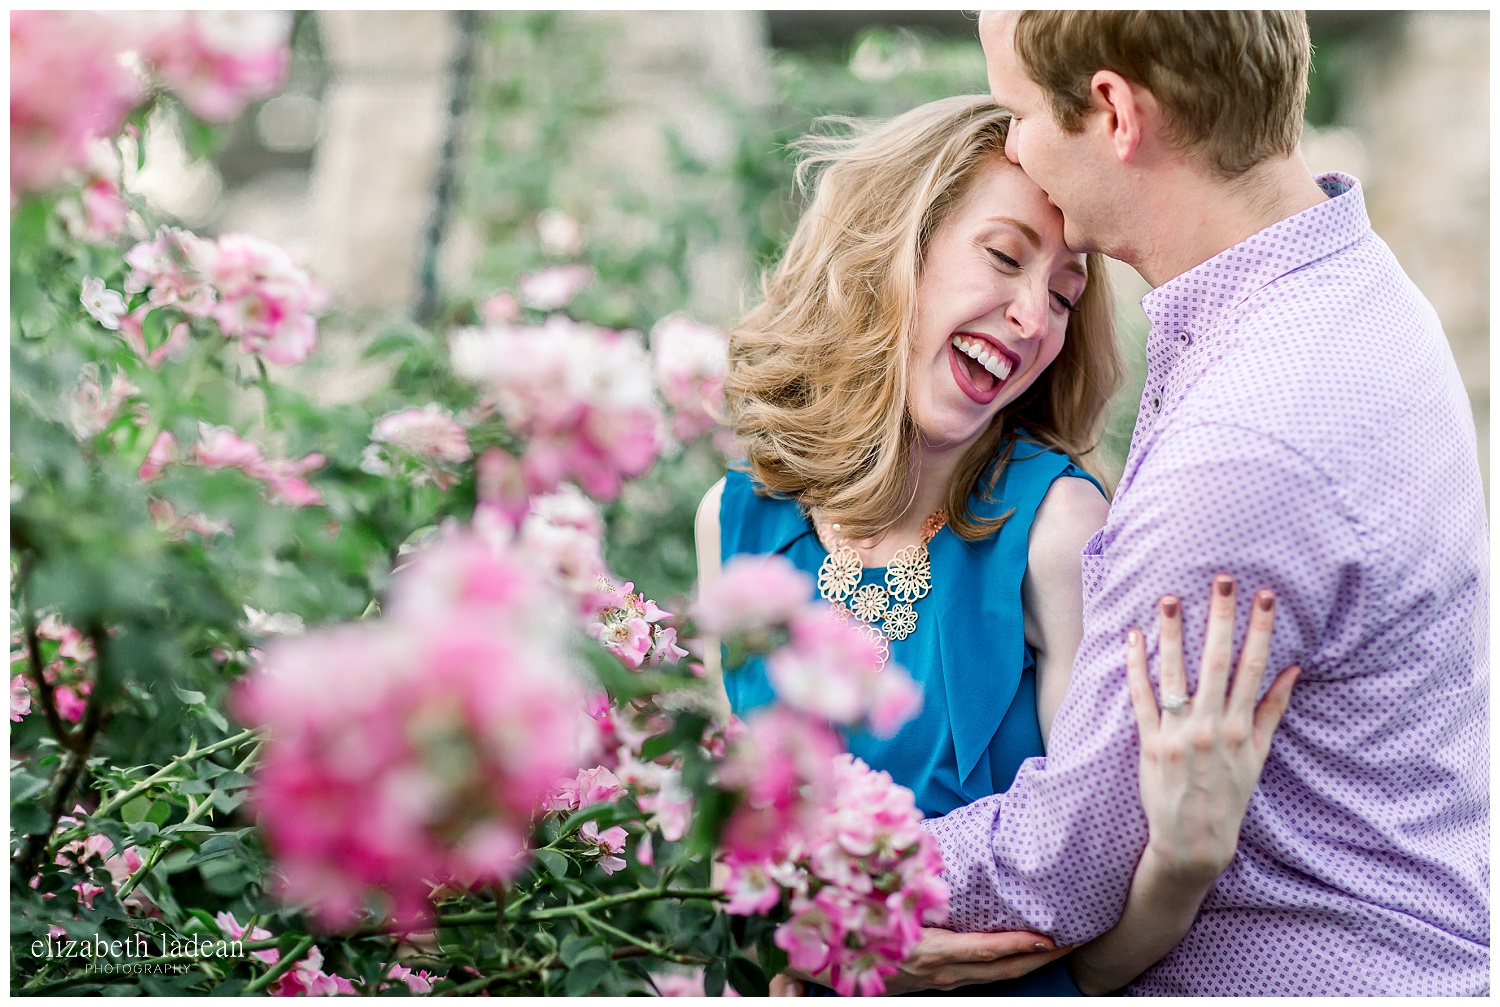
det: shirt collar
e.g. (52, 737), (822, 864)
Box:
(1139, 171), (1372, 337)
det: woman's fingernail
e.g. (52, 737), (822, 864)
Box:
(1161, 597), (1179, 618)
(1216, 577), (1234, 596)
(1128, 628), (1142, 645)
(1257, 590), (1275, 612)
(1034, 942), (1049, 951)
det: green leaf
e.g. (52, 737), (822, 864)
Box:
(533, 848), (573, 879)
(559, 934), (606, 967)
(563, 957), (610, 996)
(638, 733), (678, 761)
(11, 800), (49, 835)
(727, 955), (769, 997)
(704, 959), (727, 997)
(145, 800), (172, 827)
(120, 796), (152, 825)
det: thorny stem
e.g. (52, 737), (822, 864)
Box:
(576, 908), (707, 965)
(242, 934), (315, 995)
(114, 741), (262, 902)
(436, 886), (723, 928)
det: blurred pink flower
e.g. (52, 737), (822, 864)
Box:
(67, 365), (138, 439)
(691, 554), (813, 638)
(193, 423), (265, 470)
(149, 498), (232, 540)
(384, 964), (436, 995)
(11, 675), (32, 722)
(373, 405), (471, 465)
(80, 277), (127, 330)
(138, 431), (179, 482)
(767, 611), (920, 737)
(717, 707), (841, 863)
(235, 529), (590, 931)
(536, 209), (584, 258)
(255, 454), (326, 508)
(365, 404), (471, 489)
(650, 969), (743, 997)
(36, 615), (95, 663)
(10, 12), (143, 194)
(124, 226), (217, 318)
(451, 316), (664, 502)
(478, 291), (521, 324)
(517, 264), (593, 310)
(269, 944), (358, 997)
(142, 12), (290, 123)
(64, 177), (130, 244)
(201, 232), (321, 366)
(216, 911), (280, 965)
(475, 448), (530, 529)
(651, 315), (728, 443)
(54, 683), (90, 722)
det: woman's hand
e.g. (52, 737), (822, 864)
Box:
(769, 928), (1071, 995)
(1126, 575), (1300, 884)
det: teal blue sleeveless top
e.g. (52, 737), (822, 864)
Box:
(719, 439), (1104, 817)
(720, 440), (1102, 999)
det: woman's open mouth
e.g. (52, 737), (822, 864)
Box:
(948, 333), (1020, 404)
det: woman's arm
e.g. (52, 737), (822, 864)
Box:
(1022, 476), (1109, 742)
(694, 477), (729, 717)
(1068, 579), (1299, 995)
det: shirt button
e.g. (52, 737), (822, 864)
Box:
(1150, 394), (1162, 413)
(1177, 331), (1191, 345)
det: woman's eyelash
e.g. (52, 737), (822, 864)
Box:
(989, 248), (1080, 313)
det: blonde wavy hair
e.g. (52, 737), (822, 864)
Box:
(725, 94), (1121, 542)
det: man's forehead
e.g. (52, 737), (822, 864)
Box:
(977, 9), (1016, 41)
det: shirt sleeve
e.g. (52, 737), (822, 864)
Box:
(923, 421), (1359, 943)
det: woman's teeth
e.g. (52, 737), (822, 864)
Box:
(952, 335), (1014, 381)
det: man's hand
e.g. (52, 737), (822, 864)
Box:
(769, 928), (1072, 996)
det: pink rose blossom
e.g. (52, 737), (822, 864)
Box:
(579, 821), (629, 875)
(767, 611), (921, 737)
(10, 12), (143, 194)
(651, 315), (728, 443)
(478, 291), (521, 324)
(385, 964), (436, 995)
(216, 912), (280, 965)
(591, 580), (686, 671)
(11, 675), (32, 722)
(717, 707), (841, 863)
(200, 232), (321, 366)
(149, 498), (232, 540)
(365, 404), (471, 490)
(235, 528), (590, 930)
(123, 226), (217, 318)
(142, 12), (290, 123)
(36, 615), (95, 663)
(544, 765), (625, 812)
(475, 448), (531, 529)
(138, 431), (179, 482)
(450, 316), (664, 502)
(269, 944), (358, 997)
(193, 423), (265, 470)
(64, 177), (129, 244)
(691, 554), (814, 638)
(723, 754), (949, 997)
(54, 684), (90, 722)
(516, 264), (593, 310)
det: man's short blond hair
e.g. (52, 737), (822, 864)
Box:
(1014, 10), (1311, 178)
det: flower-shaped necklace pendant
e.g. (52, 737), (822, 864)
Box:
(815, 509), (946, 665)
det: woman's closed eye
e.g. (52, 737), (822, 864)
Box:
(988, 248), (1080, 314)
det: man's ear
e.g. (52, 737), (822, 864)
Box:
(1089, 70), (1147, 164)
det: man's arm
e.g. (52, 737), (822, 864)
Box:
(925, 422), (1352, 945)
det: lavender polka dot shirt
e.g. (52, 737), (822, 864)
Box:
(923, 174), (1488, 995)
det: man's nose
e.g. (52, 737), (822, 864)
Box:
(1003, 126), (1021, 165)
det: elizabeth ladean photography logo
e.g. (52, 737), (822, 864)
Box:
(35, 932), (246, 973)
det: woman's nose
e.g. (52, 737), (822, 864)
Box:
(1007, 286), (1048, 339)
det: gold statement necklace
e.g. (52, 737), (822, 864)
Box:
(815, 509), (946, 670)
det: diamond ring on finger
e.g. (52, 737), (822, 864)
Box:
(1161, 693), (1190, 714)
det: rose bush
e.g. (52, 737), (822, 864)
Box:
(11, 10), (948, 997)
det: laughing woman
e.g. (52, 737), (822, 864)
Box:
(694, 96), (1293, 995)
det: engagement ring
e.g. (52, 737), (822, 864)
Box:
(1161, 693), (1190, 713)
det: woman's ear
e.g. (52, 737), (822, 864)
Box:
(1088, 70), (1147, 164)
